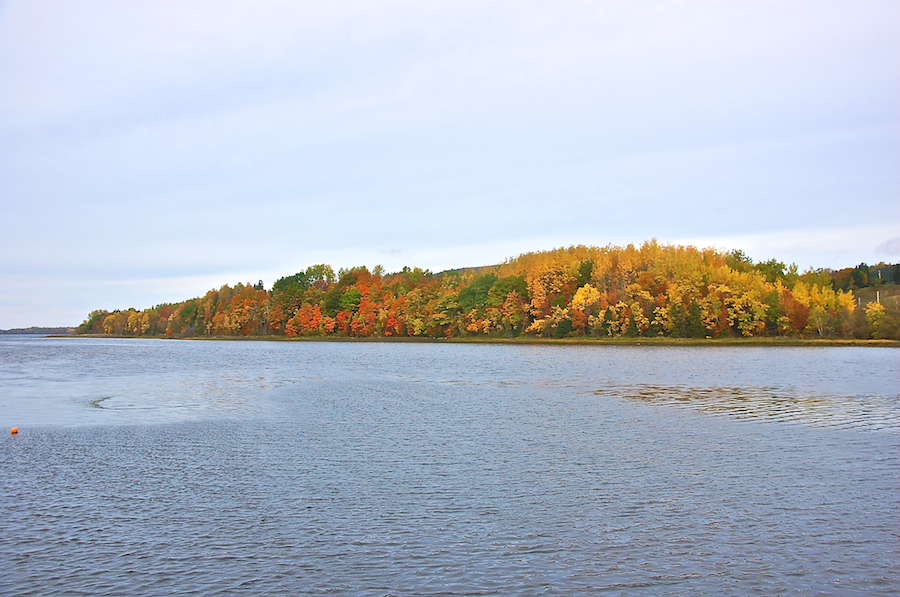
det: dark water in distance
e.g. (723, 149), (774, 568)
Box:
(1, 336), (898, 596)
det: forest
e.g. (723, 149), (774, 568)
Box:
(77, 242), (900, 340)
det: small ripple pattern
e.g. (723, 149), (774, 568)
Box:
(1, 337), (898, 595)
(605, 385), (900, 432)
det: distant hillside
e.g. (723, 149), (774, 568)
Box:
(76, 242), (900, 340)
(0, 327), (75, 335)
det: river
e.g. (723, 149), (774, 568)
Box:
(1, 336), (898, 595)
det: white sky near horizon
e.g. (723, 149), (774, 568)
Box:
(0, 0), (898, 328)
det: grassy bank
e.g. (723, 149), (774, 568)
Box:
(60, 334), (900, 347)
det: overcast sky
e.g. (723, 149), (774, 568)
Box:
(1, 1), (898, 327)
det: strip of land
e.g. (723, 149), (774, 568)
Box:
(73, 243), (900, 341)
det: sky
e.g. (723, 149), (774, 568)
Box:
(1, 1), (898, 328)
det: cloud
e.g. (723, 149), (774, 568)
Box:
(876, 237), (900, 256)
(673, 223), (900, 270)
(0, 1), (898, 326)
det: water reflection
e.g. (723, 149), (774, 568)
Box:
(87, 396), (111, 409)
(606, 384), (900, 432)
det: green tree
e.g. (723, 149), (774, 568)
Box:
(575, 260), (593, 287)
(554, 317), (574, 338)
(339, 288), (362, 312)
(687, 299), (706, 337)
(726, 249), (754, 273)
(323, 286), (343, 316)
(625, 314), (639, 337)
(850, 263), (869, 288)
(487, 276), (527, 307)
(670, 302), (688, 337)
(754, 259), (786, 284)
(458, 274), (498, 311)
(78, 310), (108, 334)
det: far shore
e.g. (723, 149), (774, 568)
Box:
(52, 334), (900, 347)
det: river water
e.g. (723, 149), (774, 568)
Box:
(1, 336), (898, 595)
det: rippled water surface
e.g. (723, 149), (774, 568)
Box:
(1, 336), (898, 595)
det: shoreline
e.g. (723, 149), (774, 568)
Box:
(51, 334), (900, 347)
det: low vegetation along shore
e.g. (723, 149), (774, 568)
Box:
(78, 242), (900, 341)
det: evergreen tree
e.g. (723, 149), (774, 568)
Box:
(671, 302), (687, 337)
(687, 300), (706, 338)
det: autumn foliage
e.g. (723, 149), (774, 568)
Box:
(78, 241), (900, 340)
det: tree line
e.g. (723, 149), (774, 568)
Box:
(78, 241), (900, 340)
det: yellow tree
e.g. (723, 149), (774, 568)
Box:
(571, 284), (600, 313)
(792, 281), (855, 337)
(865, 302), (886, 337)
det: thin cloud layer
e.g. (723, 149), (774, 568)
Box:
(0, 1), (897, 327)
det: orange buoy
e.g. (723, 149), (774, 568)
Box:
(10, 427), (18, 435)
